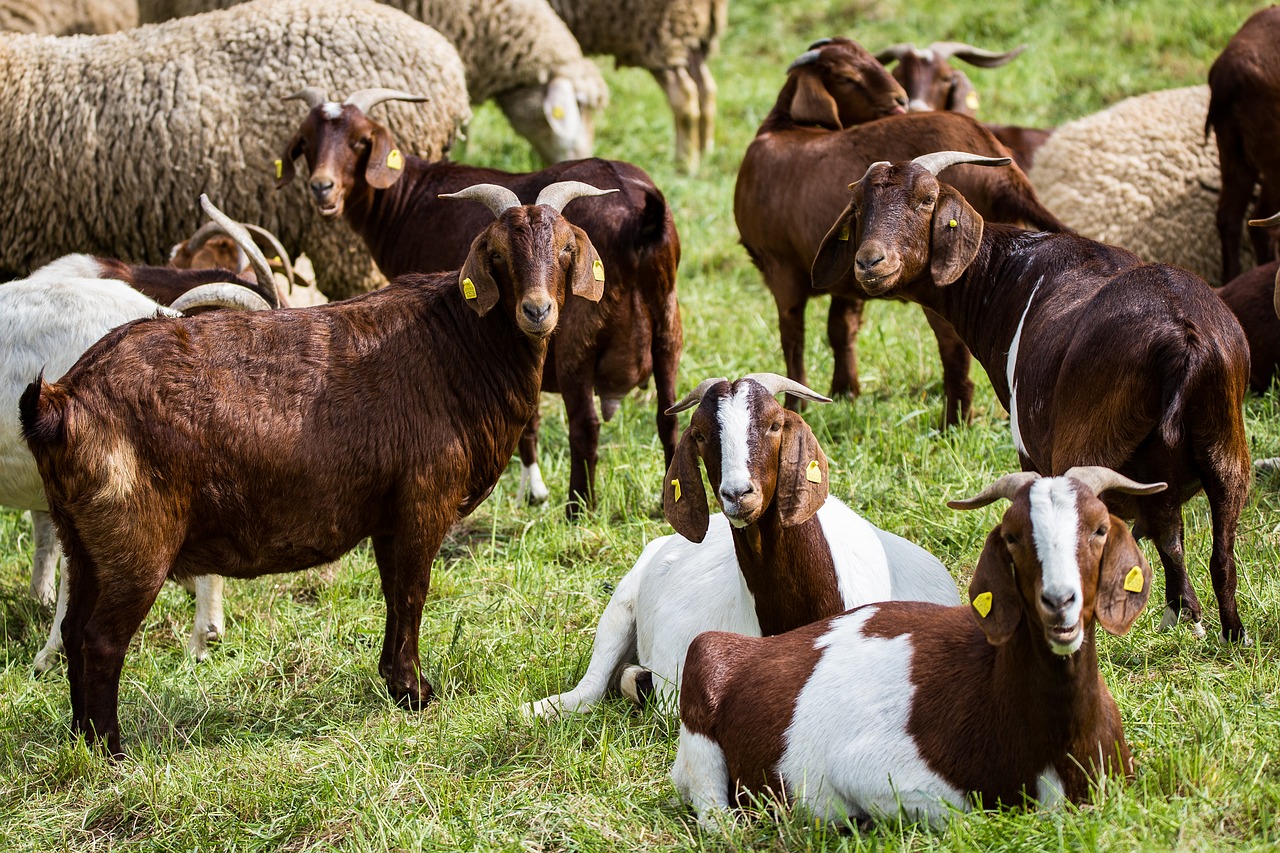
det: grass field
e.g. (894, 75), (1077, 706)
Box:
(3, 0), (1280, 849)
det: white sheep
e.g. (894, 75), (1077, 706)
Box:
(1, 0), (470, 299)
(138, 0), (608, 166)
(1030, 85), (1252, 285)
(0, 0), (136, 34)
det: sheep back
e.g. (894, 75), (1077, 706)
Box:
(547, 0), (728, 71)
(0, 0), (137, 35)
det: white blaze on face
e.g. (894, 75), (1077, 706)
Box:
(717, 385), (755, 524)
(1029, 478), (1085, 653)
(321, 102), (343, 120)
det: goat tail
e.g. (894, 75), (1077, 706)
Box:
(19, 371), (70, 449)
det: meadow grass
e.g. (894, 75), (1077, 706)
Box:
(3, 0), (1280, 849)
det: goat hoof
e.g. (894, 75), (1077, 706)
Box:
(32, 648), (61, 675)
(1158, 605), (1205, 636)
(620, 665), (655, 707)
(389, 679), (434, 710)
(1219, 628), (1251, 646)
(517, 463), (550, 505)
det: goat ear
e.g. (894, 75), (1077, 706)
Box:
(811, 202), (858, 290)
(664, 429), (709, 543)
(458, 237), (501, 316)
(775, 411), (828, 527)
(1094, 515), (1153, 636)
(967, 527), (1023, 645)
(930, 186), (983, 286)
(946, 70), (980, 114)
(276, 131), (305, 189)
(789, 71), (842, 129)
(569, 224), (605, 302)
(364, 124), (406, 190)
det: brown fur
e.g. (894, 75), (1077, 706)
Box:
(1217, 261), (1280, 392)
(92, 257), (278, 309)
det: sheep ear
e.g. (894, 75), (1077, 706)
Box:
(276, 131), (305, 189)
(458, 238), (500, 316)
(776, 411), (828, 527)
(664, 429), (709, 543)
(789, 71), (841, 129)
(968, 527), (1023, 645)
(570, 225), (605, 302)
(811, 202), (858, 290)
(365, 124), (407, 190)
(930, 186), (983, 286)
(1094, 515), (1153, 636)
(947, 70), (980, 114)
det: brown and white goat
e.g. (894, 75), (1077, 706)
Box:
(873, 40), (1051, 171)
(1207, 6), (1280, 282)
(735, 38), (1066, 426)
(812, 151), (1252, 641)
(20, 181), (612, 757)
(673, 468), (1160, 828)
(277, 86), (682, 516)
(1217, 211), (1280, 393)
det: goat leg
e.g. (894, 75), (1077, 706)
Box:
(652, 290), (683, 472)
(1147, 504), (1206, 637)
(375, 524), (442, 710)
(562, 368), (600, 519)
(1214, 122), (1256, 283)
(516, 410), (549, 505)
(771, 283), (810, 411)
(827, 293), (863, 400)
(923, 307), (974, 427)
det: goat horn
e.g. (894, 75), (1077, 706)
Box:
(283, 87), (328, 109)
(787, 49), (823, 72)
(535, 181), (618, 214)
(848, 160), (890, 189)
(198, 195), (279, 308)
(874, 43), (915, 63)
(439, 183), (523, 218)
(929, 42), (1027, 67)
(182, 220), (228, 255)
(666, 377), (728, 415)
(912, 150), (1012, 176)
(244, 223), (295, 295)
(169, 283), (274, 313)
(742, 373), (833, 404)
(947, 472), (1041, 509)
(1061, 466), (1167, 496)
(1248, 211), (1280, 228)
(343, 88), (428, 114)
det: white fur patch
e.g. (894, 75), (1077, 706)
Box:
(517, 462), (549, 504)
(1029, 478), (1084, 653)
(717, 385), (754, 522)
(321, 102), (342, 120)
(1007, 276), (1043, 458)
(1036, 765), (1066, 807)
(672, 727), (734, 827)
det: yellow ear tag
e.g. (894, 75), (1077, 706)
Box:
(462, 277), (477, 300)
(386, 148), (403, 171)
(965, 91), (980, 111)
(838, 221), (850, 241)
(274, 159), (283, 179)
(949, 219), (958, 228)
(552, 105), (566, 120)
(671, 478), (681, 502)
(806, 460), (822, 483)
(972, 591), (993, 618)
(1124, 566), (1145, 593)
(592, 258), (605, 282)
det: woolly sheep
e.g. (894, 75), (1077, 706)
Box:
(0, 0), (136, 34)
(3, 0), (470, 299)
(138, 0), (607, 166)
(1030, 85), (1252, 286)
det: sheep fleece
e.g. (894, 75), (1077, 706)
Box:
(0, 0), (137, 35)
(548, 0), (727, 71)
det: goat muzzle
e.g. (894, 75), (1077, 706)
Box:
(309, 177), (342, 217)
(853, 243), (901, 294)
(719, 482), (763, 528)
(518, 297), (558, 339)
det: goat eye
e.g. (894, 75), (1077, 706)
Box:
(489, 251), (502, 264)
(769, 420), (783, 433)
(1004, 533), (1018, 547)
(561, 243), (572, 254)
(1094, 525), (1107, 538)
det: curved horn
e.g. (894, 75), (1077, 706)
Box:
(947, 472), (1041, 509)
(244, 223), (295, 294)
(283, 87), (328, 109)
(930, 42), (1027, 68)
(912, 150), (1012, 176)
(439, 183), (523, 218)
(807, 38), (835, 49)
(742, 373), (833, 404)
(1061, 466), (1167, 497)
(343, 88), (428, 115)
(198, 195), (279, 308)
(787, 49), (823, 72)
(535, 181), (618, 214)
(170, 283), (273, 314)
(1248, 211), (1280, 228)
(874, 43), (915, 63)
(182, 220), (228, 255)
(666, 377), (728, 415)
(848, 160), (891, 190)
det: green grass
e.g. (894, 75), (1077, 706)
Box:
(3, 0), (1280, 848)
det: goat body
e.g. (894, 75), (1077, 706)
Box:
(1217, 260), (1280, 393)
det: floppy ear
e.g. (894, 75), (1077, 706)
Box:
(967, 527), (1023, 645)
(789, 71), (842, 128)
(811, 202), (858, 291)
(457, 235), (501, 316)
(930, 185), (983, 286)
(364, 123), (406, 190)
(946, 70), (980, 114)
(276, 131), (306, 189)
(569, 224), (605, 302)
(775, 411), (828, 527)
(663, 429), (709, 543)
(1094, 515), (1153, 636)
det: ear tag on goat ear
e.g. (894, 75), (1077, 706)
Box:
(972, 591), (993, 618)
(838, 221), (850, 242)
(551, 105), (566, 120)
(965, 91), (980, 111)
(1124, 566), (1144, 593)
(386, 149), (404, 171)
(592, 258), (605, 282)
(274, 159), (283, 179)
(670, 478), (681, 502)
(806, 460), (822, 483)
(462, 277), (477, 300)
(948, 219), (958, 228)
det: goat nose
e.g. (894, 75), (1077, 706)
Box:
(522, 301), (552, 325)
(1040, 589), (1077, 611)
(310, 178), (334, 196)
(720, 483), (755, 503)
(856, 251), (885, 272)
(894, 92), (909, 108)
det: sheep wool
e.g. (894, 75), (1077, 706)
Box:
(1030, 85), (1252, 285)
(0, 0), (137, 35)
(3, 0), (470, 298)
(548, 0), (727, 72)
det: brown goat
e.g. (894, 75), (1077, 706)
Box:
(20, 181), (612, 757)
(812, 151), (1252, 642)
(873, 40), (1051, 171)
(736, 38), (1066, 425)
(1217, 211), (1280, 393)
(278, 87), (682, 516)
(1208, 6), (1280, 282)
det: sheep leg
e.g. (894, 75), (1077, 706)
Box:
(653, 66), (702, 173)
(1145, 502), (1206, 637)
(187, 575), (224, 660)
(33, 553), (68, 674)
(827, 293), (863, 400)
(922, 307), (974, 427)
(516, 410), (550, 505)
(373, 525), (442, 710)
(561, 363), (600, 519)
(29, 510), (59, 608)
(690, 51), (717, 157)
(1213, 120), (1256, 283)
(768, 270), (810, 411)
